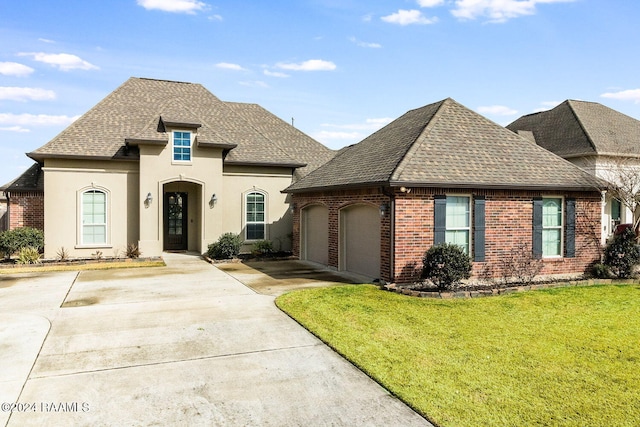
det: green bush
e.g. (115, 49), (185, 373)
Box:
(126, 243), (141, 259)
(207, 233), (242, 259)
(16, 246), (41, 265)
(252, 240), (274, 256)
(0, 227), (44, 259)
(421, 243), (472, 290)
(603, 228), (640, 278)
(590, 262), (611, 279)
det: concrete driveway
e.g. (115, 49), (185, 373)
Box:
(0, 253), (430, 426)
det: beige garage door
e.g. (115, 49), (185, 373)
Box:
(340, 204), (380, 280)
(301, 205), (329, 265)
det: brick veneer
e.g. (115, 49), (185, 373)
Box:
(292, 187), (602, 284)
(7, 192), (44, 231)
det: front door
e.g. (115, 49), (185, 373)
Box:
(164, 192), (188, 251)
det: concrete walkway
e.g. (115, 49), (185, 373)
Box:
(1, 253), (431, 426)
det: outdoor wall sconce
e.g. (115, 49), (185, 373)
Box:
(209, 193), (218, 208)
(379, 203), (389, 218)
(290, 202), (297, 214)
(144, 192), (153, 208)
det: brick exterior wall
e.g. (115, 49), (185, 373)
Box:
(7, 192), (45, 231)
(292, 187), (602, 285)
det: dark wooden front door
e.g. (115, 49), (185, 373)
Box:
(164, 192), (188, 251)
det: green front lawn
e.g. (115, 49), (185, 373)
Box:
(276, 284), (640, 427)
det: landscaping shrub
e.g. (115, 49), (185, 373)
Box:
(207, 233), (241, 259)
(421, 243), (472, 290)
(590, 262), (611, 279)
(603, 227), (640, 278)
(0, 227), (44, 259)
(16, 246), (41, 264)
(56, 247), (69, 262)
(126, 243), (141, 259)
(252, 239), (274, 256)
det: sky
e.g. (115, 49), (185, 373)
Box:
(1, 0), (639, 186)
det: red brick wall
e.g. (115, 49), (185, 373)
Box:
(292, 187), (602, 285)
(7, 192), (44, 231)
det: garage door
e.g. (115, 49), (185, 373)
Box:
(340, 204), (380, 280)
(301, 205), (329, 265)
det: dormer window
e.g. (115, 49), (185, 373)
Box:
(173, 131), (192, 162)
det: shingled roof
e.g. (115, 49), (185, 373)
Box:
(506, 100), (640, 159)
(286, 98), (605, 193)
(0, 163), (43, 193)
(28, 77), (334, 179)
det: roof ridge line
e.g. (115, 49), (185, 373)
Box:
(390, 99), (449, 182)
(566, 100), (599, 154)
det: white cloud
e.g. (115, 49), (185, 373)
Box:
(322, 118), (394, 131)
(215, 62), (246, 71)
(0, 113), (79, 126)
(0, 126), (30, 133)
(208, 14), (223, 21)
(314, 130), (363, 141)
(418, 0), (445, 7)
(477, 105), (518, 115)
(276, 59), (337, 71)
(349, 37), (382, 48)
(451, 0), (575, 23)
(263, 70), (289, 78)
(601, 89), (640, 104)
(381, 9), (438, 25)
(136, 0), (207, 14)
(38, 38), (56, 44)
(19, 52), (98, 71)
(239, 80), (269, 88)
(0, 87), (56, 102)
(0, 62), (34, 77)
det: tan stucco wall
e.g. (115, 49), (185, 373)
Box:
(42, 159), (139, 259)
(222, 165), (294, 253)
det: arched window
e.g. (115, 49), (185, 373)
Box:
(245, 191), (265, 240)
(82, 190), (107, 244)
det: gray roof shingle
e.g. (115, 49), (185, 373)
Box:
(507, 100), (640, 158)
(286, 98), (605, 193)
(0, 163), (43, 193)
(28, 77), (333, 178)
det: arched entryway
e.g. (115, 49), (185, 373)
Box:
(163, 181), (202, 252)
(339, 204), (381, 280)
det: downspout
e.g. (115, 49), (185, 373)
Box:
(5, 191), (9, 231)
(382, 186), (395, 284)
(601, 190), (607, 249)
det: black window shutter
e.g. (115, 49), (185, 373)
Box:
(533, 197), (543, 259)
(434, 195), (446, 245)
(566, 198), (576, 258)
(474, 196), (486, 262)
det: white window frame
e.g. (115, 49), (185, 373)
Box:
(244, 190), (267, 241)
(542, 196), (564, 258)
(445, 195), (471, 255)
(172, 130), (193, 164)
(79, 188), (110, 247)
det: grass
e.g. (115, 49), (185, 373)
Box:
(276, 284), (640, 427)
(0, 260), (165, 274)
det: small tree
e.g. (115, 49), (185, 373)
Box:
(421, 243), (472, 290)
(602, 158), (640, 234)
(603, 227), (640, 278)
(207, 233), (242, 259)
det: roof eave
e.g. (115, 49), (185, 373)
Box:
(124, 138), (168, 146)
(27, 152), (139, 162)
(389, 180), (605, 192)
(225, 160), (306, 169)
(197, 141), (238, 150)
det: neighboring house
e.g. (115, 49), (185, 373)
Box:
(8, 77), (334, 259)
(0, 164), (44, 232)
(507, 100), (640, 242)
(286, 98), (605, 284)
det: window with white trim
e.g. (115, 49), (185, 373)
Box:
(82, 190), (107, 244)
(542, 197), (563, 257)
(446, 195), (471, 255)
(246, 192), (265, 240)
(172, 131), (191, 162)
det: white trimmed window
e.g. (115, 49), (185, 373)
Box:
(446, 195), (471, 254)
(172, 131), (192, 162)
(542, 197), (563, 257)
(82, 190), (107, 244)
(245, 192), (266, 240)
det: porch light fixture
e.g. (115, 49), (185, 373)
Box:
(144, 192), (153, 208)
(209, 193), (218, 208)
(379, 203), (389, 218)
(290, 202), (297, 214)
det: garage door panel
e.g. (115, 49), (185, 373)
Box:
(301, 205), (329, 265)
(341, 205), (380, 279)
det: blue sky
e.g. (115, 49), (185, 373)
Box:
(1, 0), (639, 186)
